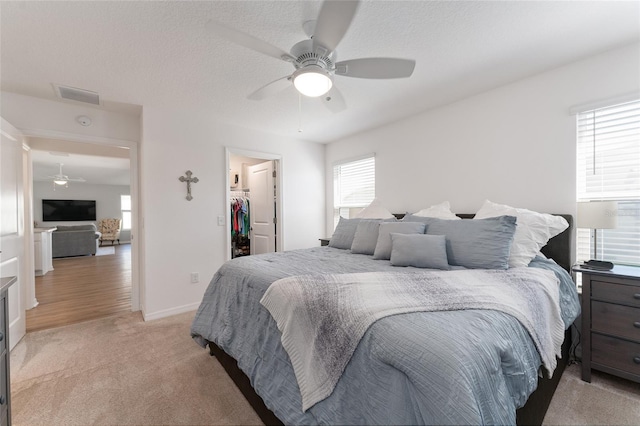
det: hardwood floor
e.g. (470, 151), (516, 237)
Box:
(26, 244), (132, 332)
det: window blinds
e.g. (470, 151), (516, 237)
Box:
(576, 99), (640, 266)
(333, 156), (375, 227)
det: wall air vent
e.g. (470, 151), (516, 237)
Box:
(53, 84), (101, 106)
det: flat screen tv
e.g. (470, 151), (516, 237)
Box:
(42, 199), (96, 222)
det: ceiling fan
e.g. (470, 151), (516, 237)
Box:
(47, 163), (85, 189)
(207, 0), (416, 112)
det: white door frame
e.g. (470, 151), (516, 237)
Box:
(18, 129), (141, 312)
(1, 118), (27, 348)
(225, 147), (283, 261)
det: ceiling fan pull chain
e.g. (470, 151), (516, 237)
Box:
(298, 93), (303, 133)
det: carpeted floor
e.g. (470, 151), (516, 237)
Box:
(543, 363), (640, 425)
(11, 311), (261, 425)
(11, 311), (640, 425)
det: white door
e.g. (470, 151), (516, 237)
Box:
(1, 118), (26, 349)
(248, 161), (276, 255)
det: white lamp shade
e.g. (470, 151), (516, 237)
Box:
(53, 179), (67, 185)
(577, 201), (618, 229)
(293, 67), (332, 97)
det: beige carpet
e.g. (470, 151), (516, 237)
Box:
(543, 363), (640, 425)
(11, 311), (261, 425)
(11, 311), (640, 426)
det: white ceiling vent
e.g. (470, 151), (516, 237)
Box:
(53, 84), (101, 106)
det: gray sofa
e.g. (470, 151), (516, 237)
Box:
(52, 224), (99, 258)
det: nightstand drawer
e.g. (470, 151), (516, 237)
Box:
(592, 301), (640, 342)
(592, 334), (640, 376)
(592, 280), (640, 308)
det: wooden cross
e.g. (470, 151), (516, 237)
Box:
(179, 170), (199, 201)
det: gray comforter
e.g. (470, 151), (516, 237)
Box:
(191, 247), (580, 425)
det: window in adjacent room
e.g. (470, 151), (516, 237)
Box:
(333, 155), (375, 228)
(576, 99), (640, 266)
(121, 194), (132, 230)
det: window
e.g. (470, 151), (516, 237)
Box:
(576, 99), (640, 266)
(333, 155), (375, 228)
(121, 195), (131, 230)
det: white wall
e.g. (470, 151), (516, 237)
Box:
(33, 182), (131, 242)
(0, 92), (140, 142)
(140, 106), (324, 319)
(325, 43), (640, 234)
(1, 92), (325, 321)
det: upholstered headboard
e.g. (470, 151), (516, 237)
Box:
(394, 213), (574, 273)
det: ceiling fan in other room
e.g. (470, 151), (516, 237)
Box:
(206, 0), (416, 113)
(47, 163), (86, 190)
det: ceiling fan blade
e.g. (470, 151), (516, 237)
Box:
(321, 86), (346, 113)
(312, 0), (359, 53)
(67, 178), (86, 182)
(335, 58), (416, 79)
(247, 75), (292, 100)
(206, 20), (296, 62)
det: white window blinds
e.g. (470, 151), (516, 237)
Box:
(576, 99), (640, 266)
(333, 155), (375, 227)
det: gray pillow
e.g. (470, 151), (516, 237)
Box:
(373, 221), (426, 260)
(425, 215), (517, 269)
(401, 213), (438, 225)
(390, 233), (450, 270)
(328, 217), (362, 249)
(351, 220), (382, 255)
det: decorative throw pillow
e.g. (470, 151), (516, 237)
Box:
(389, 233), (450, 270)
(353, 198), (395, 219)
(373, 222), (426, 260)
(401, 213), (439, 226)
(328, 217), (362, 249)
(474, 200), (569, 268)
(425, 215), (517, 269)
(351, 220), (383, 255)
(413, 201), (460, 220)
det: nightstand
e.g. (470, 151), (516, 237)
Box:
(319, 238), (330, 247)
(573, 264), (640, 383)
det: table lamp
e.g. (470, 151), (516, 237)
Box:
(577, 201), (618, 266)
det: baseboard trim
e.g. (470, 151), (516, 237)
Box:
(142, 302), (200, 321)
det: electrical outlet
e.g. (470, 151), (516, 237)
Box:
(190, 272), (199, 284)
(217, 215), (225, 226)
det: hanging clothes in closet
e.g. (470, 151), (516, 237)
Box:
(231, 192), (250, 258)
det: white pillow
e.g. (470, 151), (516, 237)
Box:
(354, 198), (395, 219)
(413, 201), (460, 220)
(474, 200), (568, 268)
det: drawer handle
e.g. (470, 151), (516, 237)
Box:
(635, 293), (640, 300)
(0, 396), (4, 405)
(634, 356), (640, 364)
(635, 322), (640, 329)
(0, 332), (4, 342)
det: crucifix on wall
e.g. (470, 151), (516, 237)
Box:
(179, 170), (199, 201)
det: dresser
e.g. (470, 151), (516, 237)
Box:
(574, 265), (640, 383)
(0, 276), (16, 426)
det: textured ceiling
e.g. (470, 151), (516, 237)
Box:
(1, 1), (639, 145)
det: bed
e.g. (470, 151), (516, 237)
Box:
(191, 211), (579, 425)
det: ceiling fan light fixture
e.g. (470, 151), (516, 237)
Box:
(53, 179), (68, 186)
(293, 66), (333, 97)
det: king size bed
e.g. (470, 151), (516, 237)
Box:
(191, 204), (580, 425)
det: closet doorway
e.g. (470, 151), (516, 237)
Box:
(226, 148), (282, 260)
